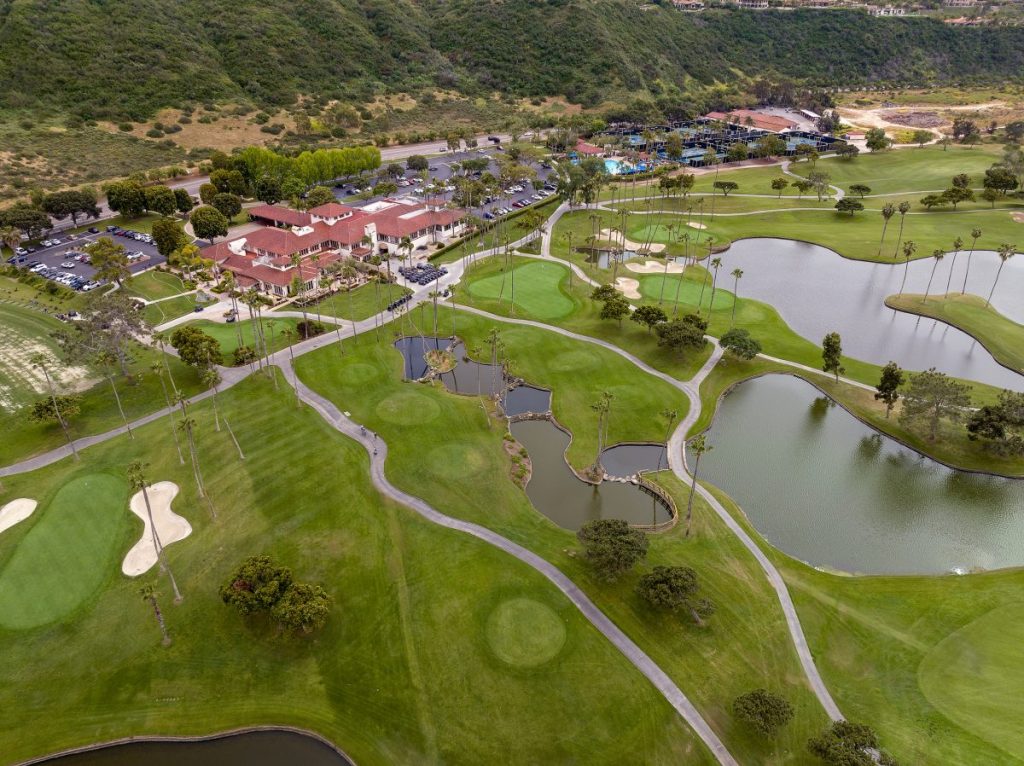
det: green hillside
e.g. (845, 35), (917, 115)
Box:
(2, 0), (1024, 119)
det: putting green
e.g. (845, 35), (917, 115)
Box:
(918, 603), (1024, 760)
(638, 275), (735, 311)
(486, 597), (567, 668)
(467, 261), (575, 320)
(0, 474), (129, 630)
(375, 390), (441, 425)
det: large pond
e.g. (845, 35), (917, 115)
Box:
(600, 443), (668, 478)
(693, 375), (1024, 574)
(717, 238), (1024, 390)
(34, 730), (351, 766)
(511, 419), (672, 530)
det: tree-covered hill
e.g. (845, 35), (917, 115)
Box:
(2, 0), (1024, 119)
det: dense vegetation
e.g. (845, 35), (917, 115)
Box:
(2, 0), (1024, 120)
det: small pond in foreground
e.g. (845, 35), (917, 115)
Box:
(693, 375), (1024, 574)
(35, 730), (351, 766)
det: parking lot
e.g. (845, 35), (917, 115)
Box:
(8, 225), (166, 292)
(336, 147), (558, 221)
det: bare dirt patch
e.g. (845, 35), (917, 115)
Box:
(0, 333), (94, 413)
(101, 108), (296, 152)
(879, 110), (945, 128)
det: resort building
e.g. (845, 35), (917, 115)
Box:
(671, 0), (705, 10)
(868, 6), (906, 15)
(203, 197), (466, 299)
(734, 0), (770, 8)
(943, 0), (976, 6)
(704, 110), (798, 133)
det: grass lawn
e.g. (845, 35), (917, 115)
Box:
(304, 282), (411, 322)
(295, 324), (831, 763)
(181, 318), (304, 366)
(886, 292), (1024, 374)
(0, 473), (130, 630)
(465, 260), (576, 320)
(144, 294), (211, 327)
(0, 374), (709, 765)
(124, 270), (189, 302)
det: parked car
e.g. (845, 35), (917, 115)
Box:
(60, 261), (76, 268)
(88, 227), (100, 234)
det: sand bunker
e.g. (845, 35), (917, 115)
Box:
(1012, 212), (1024, 223)
(599, 228), (665, 253)
(122, 482), (191, 577)
(615, 277), (641, 300)
(626, 261), (686, 275)
(0, 498), (38, 535)
(687, 222), (707, 230)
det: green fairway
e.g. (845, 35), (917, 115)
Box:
(886, 292), (1024, 373)
(182, 318), (304, 365)
(918, 603), (1024, 761)
(638, 273), (735, 312)
(0, 374), (710, 766)
(465, 260), (576, 320)
(124, 270), (189, 302)
(0, 473), (130, 630)
(301, 281), (410, 322)
(143, 294), (202, 326)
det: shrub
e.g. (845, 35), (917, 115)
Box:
(577, 519), (648, 582)
(233, 345), (257, 366)
(732, 689), (794, 737)
(296, 320), (326, 338)
(220, 555), (294, 616)
(118, 122), (134, 132)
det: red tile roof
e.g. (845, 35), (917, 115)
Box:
(308, 202), (353, 218)
(372, 206), (463, 238)
(575, 140), (604, 156)
(248, 204), (311, 227)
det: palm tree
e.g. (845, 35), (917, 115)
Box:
(289, 254), (310, 337)
(0, 224), (22, 256)
(657, 408), (677, 475)
(922, 249), (944, 303)
(150, 331), (180, 393)
(897, 240), (917, 296)
(730, 268), (743, 326)
(877, 203), (895, 258)
(30, 353), (78, 460)
(591, 391), (614, 475)
(280, 327), (301, 406)
(96, 350), (133, 438)
(962, 227), (983, 294)
(174, 393), (213, 518)
(149, 362), (185, 465)
(706, 257), (724, 315)
(892, 201), (912, 259)
(340, 264), (359, 344)
(684, 434), (712, 538)
(944, 237), (963, 296)
(127, 461), (182, 603)
(139, 584), (172, 646)
(399, 235), (414, 267)
(987, 243), (1016, 306)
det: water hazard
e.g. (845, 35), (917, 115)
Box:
(600, 443), (669, 478)
(716, 238), (1024, 390)
(34, 730), (352, 766)
(693, 375), (1024, 574)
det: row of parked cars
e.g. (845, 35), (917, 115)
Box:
(107, 225), (155, 246)
(27, 262), (102, 292)
(398, 263), (449, 285)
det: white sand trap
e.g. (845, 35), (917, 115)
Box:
(599, 228), (665, 253)
(122, 482), (191, 577)
(615, 277), (641, 300)
(0, 498), (38, 535)
(626, 261), (686, 275)
(687, 222), (707, 230)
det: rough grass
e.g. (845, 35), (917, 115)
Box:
(302, 282), (410, 322)
(183, 318), (303, 365)
(0, 373), (708, 766)
(124, 270), (189, 302)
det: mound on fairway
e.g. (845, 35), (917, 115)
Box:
(0, 474), (129, 631)
(467, 261), (575, 321)
(122, 481), (191, 577)
(486, 597), (567, 668)
(0, 498), (37, 535)
(918, 603), (1024, 761)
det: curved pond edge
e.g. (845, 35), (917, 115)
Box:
(695, 368), (1024, 481)
(510, 412), (678, 533)
(883, 295), (1024, 378)
(13, 725), (356, 766)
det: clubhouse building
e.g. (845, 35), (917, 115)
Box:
(201, 197), (466, 298)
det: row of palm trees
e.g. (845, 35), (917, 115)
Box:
(896, 230), (1016, 306)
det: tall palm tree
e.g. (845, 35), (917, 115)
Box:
(96, 350), (133, 438)
(685, 434), (712, 538)
(280, 328), (302, 406)
(892, 201), (912, 260)
(289, 253), (310, 337)
(730, 268), (743, 326)
(399, 235), (413, 267)
(150, 331), (179, 393)
(706, 257), (724, 315)
(0, 225), (22, 256)
(127, 460), (182, 603)
(877, 203), (895, 258)
(30, 353), (78, 460)
(943, 237), (964, 296)
(897, 240), (917, 296)
(174, 393), (213, 518)
(139, 584), (172, 646)
(591, 391), (614, 475)
(922, 249), (944, 303)
(962, 227), (983, 294)
(149, 362), (185, 465)
(987, 243), (1016, 306)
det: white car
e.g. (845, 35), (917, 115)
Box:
(60, 261), (76, 268)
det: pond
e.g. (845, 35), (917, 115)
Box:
(584, 248), (642, 270)
(502, 384), (551, 416)
(34, 730), (351, 766)
(600, 443), (669, 478)
(395, 336), (504, 395)
(718, 238), (1024, 390)
(511, 419), (672, 530)
(693, 375), (1024, 574)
